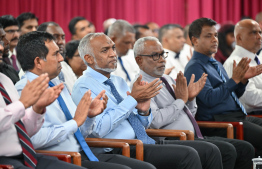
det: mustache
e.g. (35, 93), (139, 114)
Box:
(11, 37), (19, 42)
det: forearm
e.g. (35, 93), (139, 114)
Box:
(31, 120), (78, 149)
(22, 106), (45, 137)
(0, 101), (26, 132)
(79, 117), (96, 138)
(150, 99), (185, 129)
(186, 99), (197, 117)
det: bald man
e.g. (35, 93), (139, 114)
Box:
(256, 12), (262, 56)
(224, 19), (262, 114)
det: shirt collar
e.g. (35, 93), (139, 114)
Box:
(84, 66), (110, 83)
(8, 48), (16, 59)
(192, 51), (212, 63)
(234, 45), (257, 60)
(164, 48), (177, 58)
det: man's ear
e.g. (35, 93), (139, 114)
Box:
(34, 57), (43, 69)
(135, 56), (143, 67)
(84, 54), (94, 65)
(110, 35), (116, 43)
(191, 36), (198, 47)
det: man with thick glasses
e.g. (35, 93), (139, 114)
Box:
(133, 36), (255, 169)
(0, 15), (20, 71)
(72, 33), (223, 169)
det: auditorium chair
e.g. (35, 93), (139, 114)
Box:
(197, 121), (243, 140)
(0, 165), (14, 169)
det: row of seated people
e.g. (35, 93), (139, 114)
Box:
(1, 17), (262, 169)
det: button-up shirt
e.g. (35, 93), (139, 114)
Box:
(72, 67), (152, 153)
(0, 73), (44, 156)
(165, 48), (185, 79)
(224, 45), (262, 113)
(138, 70), (196, 134)
(184, 51), (247, 121)
(15, 72), (95, 152)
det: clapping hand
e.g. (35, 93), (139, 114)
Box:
(188, 73), (207, 101)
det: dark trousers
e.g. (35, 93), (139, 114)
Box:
(111, 142), (219, 169)
(81, 152), (155, 169)
(202, 111), (261, 156)
(196, 137), (254, 169)
(0, 154), (86, 169)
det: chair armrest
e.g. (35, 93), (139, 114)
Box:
(86, 141), (130, 158)
(85, 138), (143, 161)
(0, 165), (14, 169)
(36, 150), (81, 166)
(197, 121), (234, 139)
(247, 115), (262, 118)
(37, 153), (71, 163)
(146, 129), (187, 140)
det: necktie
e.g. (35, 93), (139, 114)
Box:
(0, 83), (38, 168)
(209, 58), (247, 115)
(10, 54), (19, 71)
(49, 81), (99, 161)
(160, 77), (204, 139)
(118, 57), (131, 81)
(175, 52), (180, 59)
(104, 79), (155, 144)
(254, 55), (261, 65)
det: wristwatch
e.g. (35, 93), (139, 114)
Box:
(138, 108), (151, 116)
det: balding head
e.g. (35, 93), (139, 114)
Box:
(234, 19), (262, 53)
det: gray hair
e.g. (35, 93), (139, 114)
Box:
(133, 36), (161, 57)
(107, 19), (135, 37)
(78, 32), (105, 64)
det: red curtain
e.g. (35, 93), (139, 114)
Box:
(0, 0), (262, 42)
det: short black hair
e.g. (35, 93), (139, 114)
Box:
(37, 22), (59, 32)
(17, 31), (55, 71)
(189, 18), (217, 45)
(68, 17), (87, 35)
(158, 24), (182, 42)
(0, 23), (2, 29)
(65, 40), (80, 64)
(17, 12), (38, 28)
(133, 24), (150, 40)
(0, 15), (18, 29)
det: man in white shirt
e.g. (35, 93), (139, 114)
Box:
(223, 19), (262, 113)
(159, 24), (186, 79)
(108, 20), (139, 87)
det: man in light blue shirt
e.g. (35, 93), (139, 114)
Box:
(72, 32), (212, 169)
(15, 31), (156, 169)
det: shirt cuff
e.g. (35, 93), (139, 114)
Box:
(186, 99), (197, 109)
(119, 95), (137, 111)
(226, 78), (239, 92)
(4, 101), (25, 120)
(63, 119), (78, 135)
(173, 99), (185, 110)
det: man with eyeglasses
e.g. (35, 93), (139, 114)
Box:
(0, 23), (19, 84)
(72, 33), (223, 169)
(134, 36), (255, 169)
(0, 15), (20, 71)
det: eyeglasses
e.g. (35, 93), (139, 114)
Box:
(5, 29), (20, 34)
(139, 52), (168, 61)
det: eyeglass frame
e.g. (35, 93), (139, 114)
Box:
(4, 29), (20, 35)
(138, 51), (168, 61)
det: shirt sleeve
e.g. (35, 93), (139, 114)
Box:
(0, 101), (25, 132)
(184, 63), (239, 108)
(150, 98), (185, 129)
(73, 86), (137, 138)
(31, 119), (78, 149)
